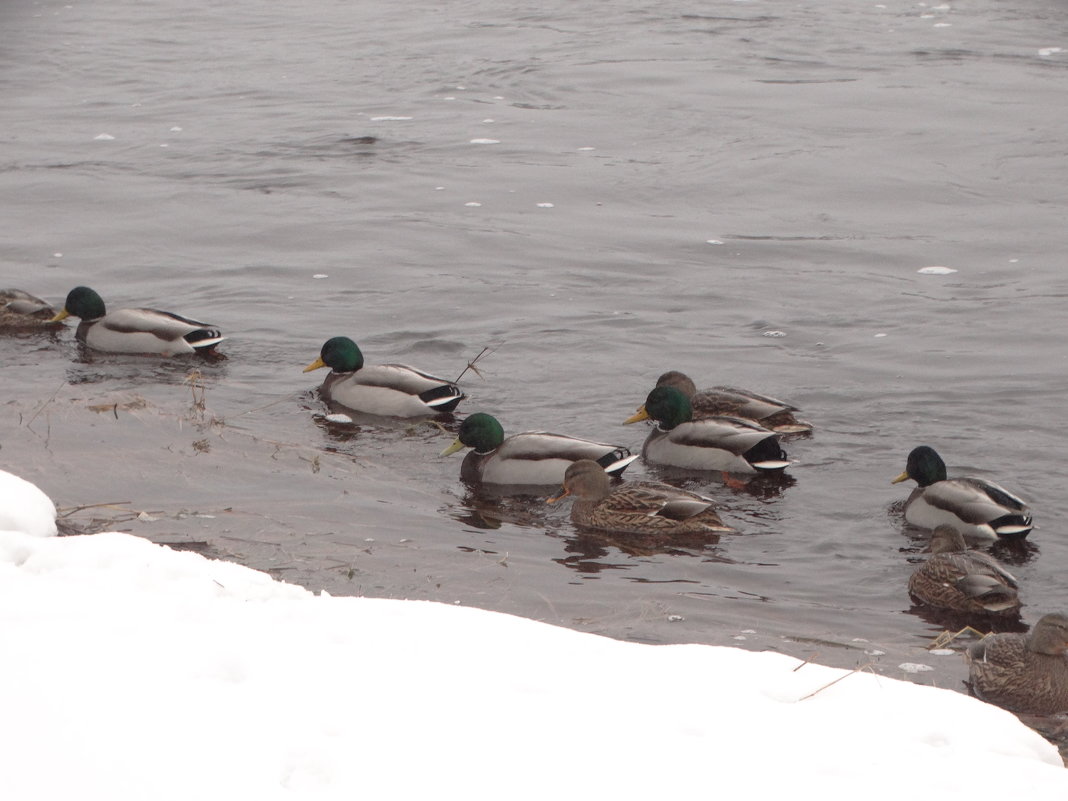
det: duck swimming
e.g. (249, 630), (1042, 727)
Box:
(654, 371), (812, 434)
(967, 612), (1068, 715)
(624, 386), (789, 475)
(907, 525), (1020, 616)
(547, 459), (732, 537)
(50, 286), (224, 355)
(892, 446), (1032, 541)
(304, 336), (465, 417)
(0, 289), (60, 331)
(440, 413), (638, 486)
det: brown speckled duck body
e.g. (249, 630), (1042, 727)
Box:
(0, 289), (59, 331)
(967, 612), (1068, 715)
(908, 525), (1021, 616)
(549, 459), (732, 539)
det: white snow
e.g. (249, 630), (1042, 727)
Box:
(1, 476), (1066, 799)
(0, 470), (57, 537)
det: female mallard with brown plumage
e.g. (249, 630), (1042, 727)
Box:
(907, 525), (1021, 616)
(440, 413), (637, 486)
(892, 446), (1032, 542)
(50, 286), (224, 355)
(967, 612), (1068, 715)
(1, 289), (60, 331)
(547, 459), (732, 536)
(304, 336), (465, 417)
(655, 371), (812, 434)
(624, 386), (790, 475)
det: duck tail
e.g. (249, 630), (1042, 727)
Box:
(989, 511), (1033, 539)
(186, 329), (225, 350)
(420, 384), (466, 412)
(745, 437), (791, 473)
(599, 449), (639, 477)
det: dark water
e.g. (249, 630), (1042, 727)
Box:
(3, 0), (1068, 722)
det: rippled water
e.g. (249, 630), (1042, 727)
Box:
(3, 0), (1068, 719)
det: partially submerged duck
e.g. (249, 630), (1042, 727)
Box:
(967, 612), (1068, 715)
(908, 525), (1021, 616)
(440, 412), (638, 486)
(548, 459), (732, 536)
(624, 386), (790, 475)
(304, 336), (465, 417)
(50, 286), (224, 355)
(0, 289), (60, 330)
(892, 446), (1032, 541)
(655, 371), (812, 434)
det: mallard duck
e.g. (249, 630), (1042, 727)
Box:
(892, 446), (1032, 541)
(0, 469), (58, 537)
(655, 371), (812, 434)
(907, 525), (1021, 616)
(0, 289), (60, 330)
(50, 286), (224, 355)
(547, 459), (732, 536)
(304, 336), (465, 417)
(440, 412), (638, 486)
(624, 386), (790, 475)
(967, 612), (1068, 715)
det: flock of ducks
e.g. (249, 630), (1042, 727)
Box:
(3, 285), (1066, 717)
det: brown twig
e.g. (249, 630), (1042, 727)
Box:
(454, 344), (498, 384)
(792, 653), (820, 672)
(231, 392), (302, 417)
(798, 662), (875, 701)
(25, 381), (66, 429)
(55, 501), (133, 519)
(929, 626), (987, 650)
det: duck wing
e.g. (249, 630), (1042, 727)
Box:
(924, 478), (1031, 533)
(665, 416), (790, 471)
(87, 308), (223, 352)
(619, 482), (729, 526)
(698, 386), (799, 415)
(496, 433), (637, 476)
(964, 550), (1020, 589)
(362, 364), (465, 409)
(1, 289), (54, 317)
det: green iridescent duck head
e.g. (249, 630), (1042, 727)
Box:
(304, 336), (365, 374)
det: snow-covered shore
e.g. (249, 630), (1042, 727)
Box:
(1, 519), (1066, 800)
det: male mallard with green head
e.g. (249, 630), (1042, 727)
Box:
(548, 459), (732, 536)
(907, 525), (1021, 616)
(892, 446), (1032, 541)
(624, 386), (789, 475)
(440, 413), (637, 485)
(304, 336), (465, 417)
(967, 612), (1068, 715)
(655, 371), (812, 434)
(50, 286), (223, 355)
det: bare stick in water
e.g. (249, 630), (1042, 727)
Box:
(56, 501), (133, 519)
(25, 381), (66, 430)
(454, 344), (498, 384)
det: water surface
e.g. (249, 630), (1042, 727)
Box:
(3, 0), (1068, 726)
